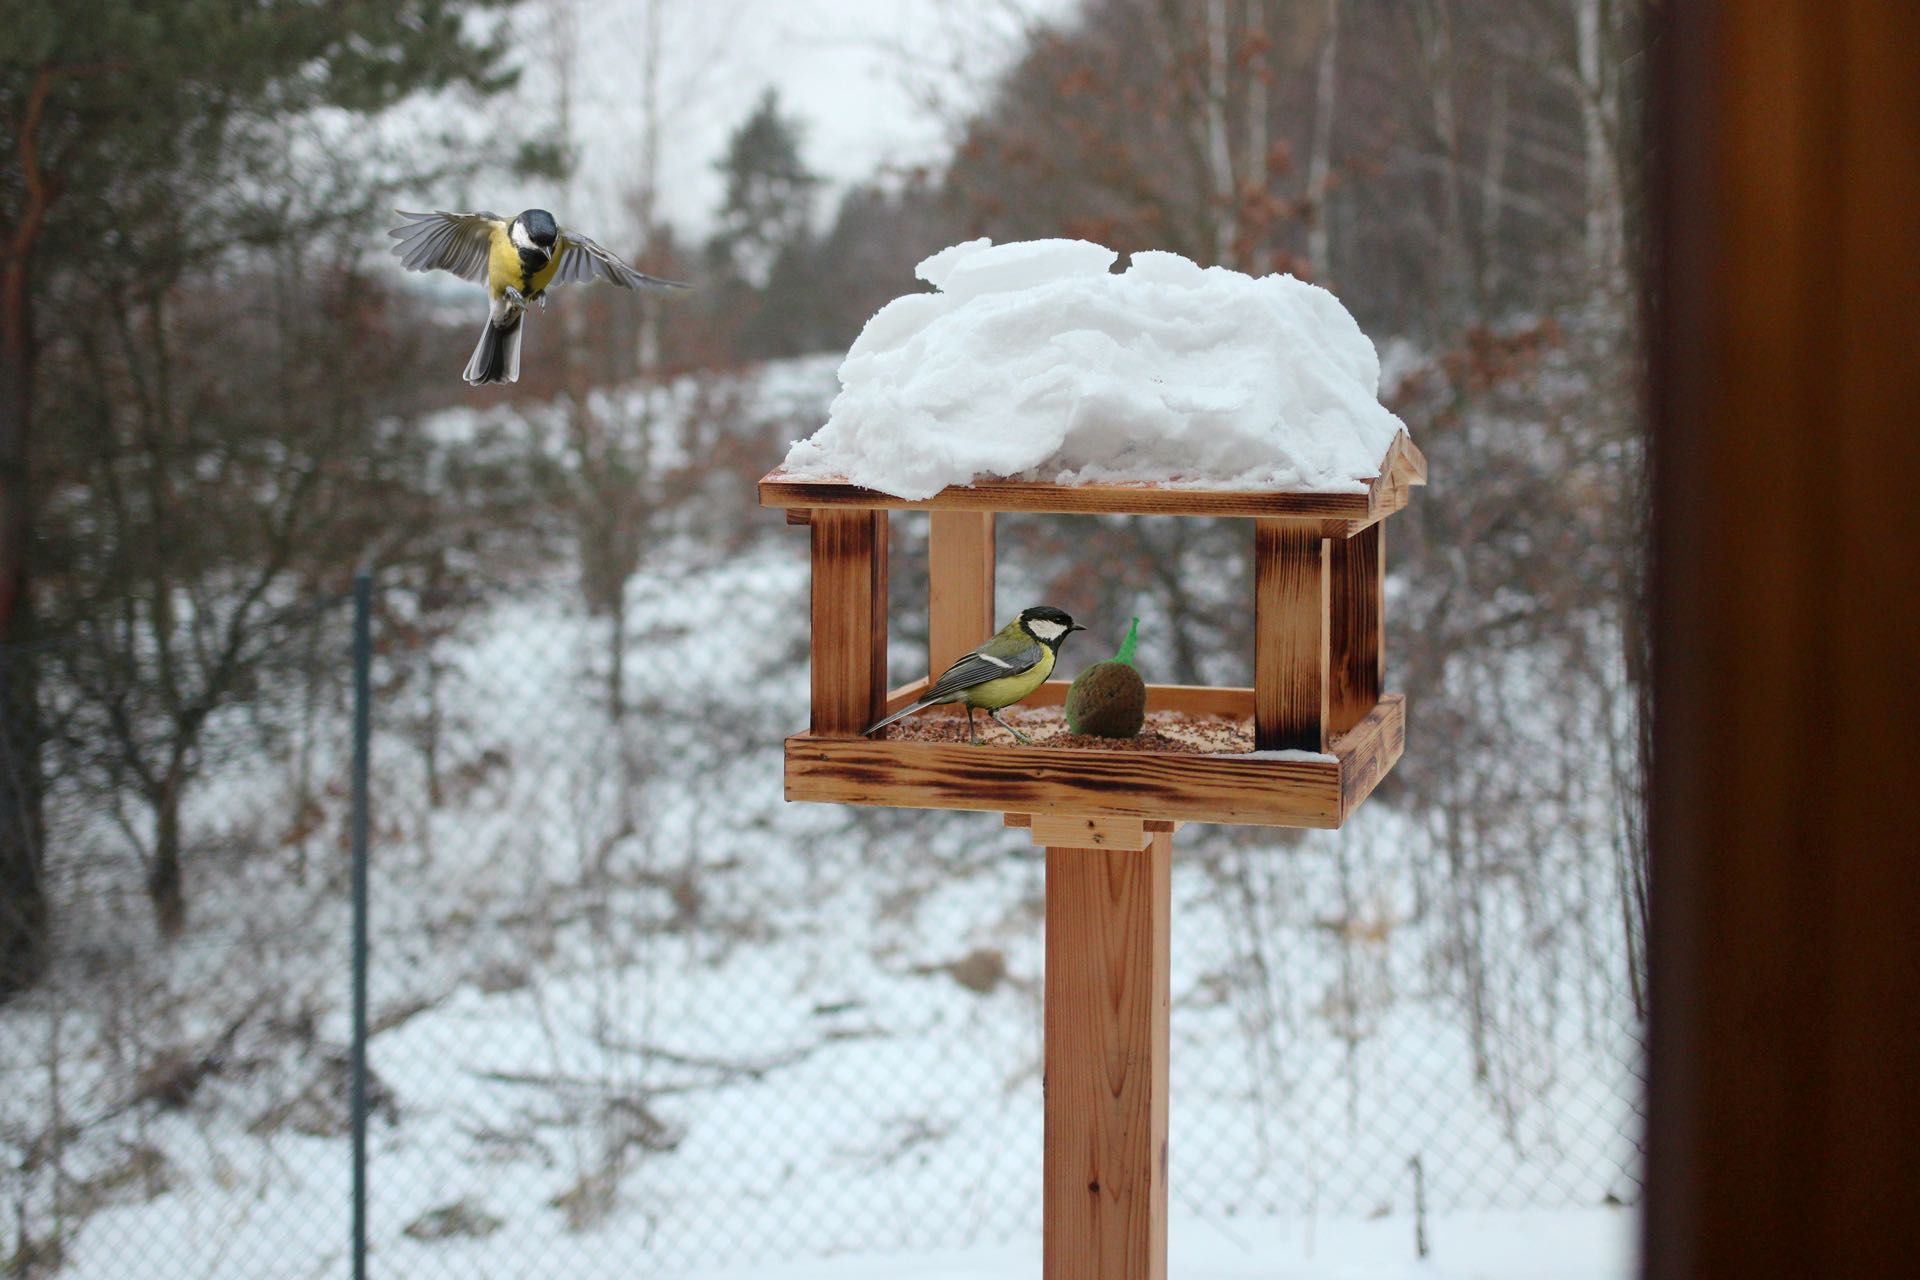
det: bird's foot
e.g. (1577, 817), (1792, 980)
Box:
(531, 290), (548, 311)
(988, 711), (1034, 745)
(503, 286), (528, 311)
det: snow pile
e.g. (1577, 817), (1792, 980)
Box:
(782, 238), (1408, 500)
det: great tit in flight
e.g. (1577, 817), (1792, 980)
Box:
(388, 208), (688, 386)
(867, 606), (1086, 745)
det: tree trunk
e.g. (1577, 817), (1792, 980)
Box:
(1477, 63), (1510, 305)
(1203, 0), (1239, 267)
(0, 82), (49, 997)
(607, 606), (627, 725)
(147, 777), (186, 939)
(1576, 0), (1625, 286)
(0, 635), (46, 998)
(1414, 0), (1466, 316)
(1305, 0), (1341, 278)
(1243, 0), (1269, 264)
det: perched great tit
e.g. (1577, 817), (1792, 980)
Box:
(388, 208), (688, 386)
(867, 606), (1086, 745)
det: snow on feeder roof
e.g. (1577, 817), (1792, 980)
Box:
(777, 237), (1411, 501)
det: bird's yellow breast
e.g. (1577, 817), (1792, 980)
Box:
(488, 227), (563, 298)
(964, 645), (1057, 711)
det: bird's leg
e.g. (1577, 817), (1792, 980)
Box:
(530, 289), (548, 311)
(502, 285), (529, 312)
(966, 705), (979, 746)
(988, 708), (1034, 745)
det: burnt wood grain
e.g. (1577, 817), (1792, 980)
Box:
(1329, 521), (1384, 737)
(784, 695), (1404, 829)
(809, 508), (887, 735)
(1254, 520), (1330, 751)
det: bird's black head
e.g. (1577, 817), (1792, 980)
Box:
(514, 209), (559, 251)
(1018, 605), (1084, 648)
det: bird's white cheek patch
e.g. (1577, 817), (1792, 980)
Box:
(1028, 620), (1067, 641)
(510, 221), (536, 251)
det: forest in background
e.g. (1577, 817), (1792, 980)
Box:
(3, 0), (1645, 976)
(1, 1), (1647, 1273)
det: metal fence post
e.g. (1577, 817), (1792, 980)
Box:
(351, 573), (373, 1280)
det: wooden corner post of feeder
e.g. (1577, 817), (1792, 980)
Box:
(762, 433), (1425, 1279)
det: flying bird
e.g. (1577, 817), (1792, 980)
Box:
(866, 606), (1086, 745)
(388, 208), (688, 386)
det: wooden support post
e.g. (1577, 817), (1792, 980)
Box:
(1254, 520), (1330, 752)
(809, 508), (888, 736)
(1328, 521), (1384, 738)
(1044, 829), (1171, 1280)
(928, 510), (996, 675)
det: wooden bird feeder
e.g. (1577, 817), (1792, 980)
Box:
(761, 432), (1424, 1279)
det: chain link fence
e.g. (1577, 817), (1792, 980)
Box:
(1, 382), (1642, 1278)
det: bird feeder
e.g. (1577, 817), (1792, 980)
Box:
(761, 431), (1424, 1279)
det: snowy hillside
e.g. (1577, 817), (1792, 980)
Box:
(1, 354), (1640, 1280)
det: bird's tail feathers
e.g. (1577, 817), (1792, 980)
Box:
(464, 310), (524, 385)
(865, 697), (937, 736)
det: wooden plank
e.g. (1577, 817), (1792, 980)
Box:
(883, 677), (930, 716)
(1020, 680), (1255, 720)
(1334, 693), (1405, 823)
(761, 473), (1373, 520)
(1328, 521), (1384, 737)
(762, 435), (1424, 520)
(785, 697), (1407, 828)
(787, 734), (1341, 827)
(1646, 4), (1920, 1278)
(928, 510), (996, 675)
(1007, 814), (1181, 835)
(870, 513), (889, 727)
(1254, 521), (1329, 751)
(1044, 832), (1170, 1280)
(785, 508), (811, 527)
(809, 509), (887, 736)
(1376, 432), (1428, 494)
(1028, 813), (1152, 851)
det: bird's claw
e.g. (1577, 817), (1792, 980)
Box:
(503, 286), (528, 311)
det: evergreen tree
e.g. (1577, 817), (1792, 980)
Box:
(706, 88), (822, 290)
(702, 88), (835, 359)
(0, 0), (520, 967)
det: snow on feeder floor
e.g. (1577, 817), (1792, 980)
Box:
(761, 236), (1425, 1278)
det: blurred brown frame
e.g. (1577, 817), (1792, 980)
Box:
(1646, 3), (1920, 1277)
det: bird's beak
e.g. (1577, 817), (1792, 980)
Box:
(1069, 624), (1086, 633)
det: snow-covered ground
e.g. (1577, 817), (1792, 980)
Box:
(686, 1206), (1635, 1280)
(2, 355), (1641, 1279)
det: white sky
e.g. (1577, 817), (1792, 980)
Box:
(469, 0), (1078, 250)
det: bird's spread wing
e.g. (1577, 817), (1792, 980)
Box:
(551, 230), (689, 291)
(388, 210), (503, 283)
(924, 641), (1043, 703)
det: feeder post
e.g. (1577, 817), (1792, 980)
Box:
(1253, 520), (1331, 752)
(1043, 821), (1171, 1280)
(928, 510), (996, 675)
(809, 508), (888, 736)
